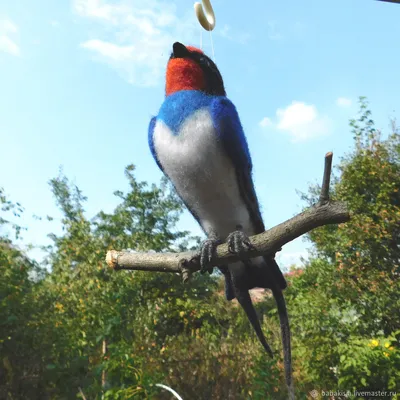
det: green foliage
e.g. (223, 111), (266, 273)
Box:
(0, 188), (45, 399)
(1, 166), (261, 399)
(34, 165), (219, 398)
(251, 350), (283, 399)
(337, 334), (400, 392)
(288, 97), (400, 395)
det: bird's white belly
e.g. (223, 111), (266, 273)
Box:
(153, 109), (253, 239)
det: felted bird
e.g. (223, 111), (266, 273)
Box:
(148, 42), (294, 398)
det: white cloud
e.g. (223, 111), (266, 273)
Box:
(81, 40), (134, 60)
(336, 97), (352, 107)
(1, 19), (17, 33)
(73, 0), (199, 86)
(275, 101), (331, 142)
(0, 19), (20, 56)
(259, 101), (331, 141)
(50, 20), (60, 27)
(259, 117), (272, 128)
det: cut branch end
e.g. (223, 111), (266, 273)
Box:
(106, 250), (119, 269)
(319, 152), (333, 205)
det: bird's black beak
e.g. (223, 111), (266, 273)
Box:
(172, 42), (190, 58)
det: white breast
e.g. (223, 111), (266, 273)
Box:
(153, 108), (253, 240)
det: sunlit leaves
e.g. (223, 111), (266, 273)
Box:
(287, 97), (400, 393)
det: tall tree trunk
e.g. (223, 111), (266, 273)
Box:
(101, 339), (107, 399)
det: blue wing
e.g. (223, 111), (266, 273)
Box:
(210, 98), (252, 168)
(210, 97), (287, 290)
(210, 97), (264, 232)
(148, 116), (164, 172)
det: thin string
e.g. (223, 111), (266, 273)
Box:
(207, 19), (215, 62)
(197, 12), (215, 61)
(209, 29), (215, 62)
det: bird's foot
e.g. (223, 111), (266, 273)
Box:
(226, 225), (255, 255)
(198, 237), (221, 274)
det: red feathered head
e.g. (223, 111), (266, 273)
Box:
(165, 42), (225, 97)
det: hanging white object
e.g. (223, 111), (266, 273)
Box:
(155, 384), (184, 400)
(194, 0), (216, 31)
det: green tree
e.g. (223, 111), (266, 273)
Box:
(287, 97), (400, 396)
(34, 165), (205, 398)
(0, 188), (46, 398)
(0, 164), (279, 399)
(40, 165), (268, 399)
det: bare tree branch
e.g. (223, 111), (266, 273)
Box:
(78, 387), (87, 400)
(318, 152), (333, 205)
(376, 0), (400, 4)
(105, 152), (350, 277)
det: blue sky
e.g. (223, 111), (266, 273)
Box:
(1, 0), (399, 269)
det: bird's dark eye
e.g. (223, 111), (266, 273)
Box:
(199, 56), (212, 69)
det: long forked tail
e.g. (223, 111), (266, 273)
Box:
(235, 288), (274, 358)
(272, 286), (295, 400)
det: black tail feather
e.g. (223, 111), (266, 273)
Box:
(235, 288), (274, 358)
(219, 266), (236, 300)
(272, 286), (295, 400)
(225, 261), (295, 399)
